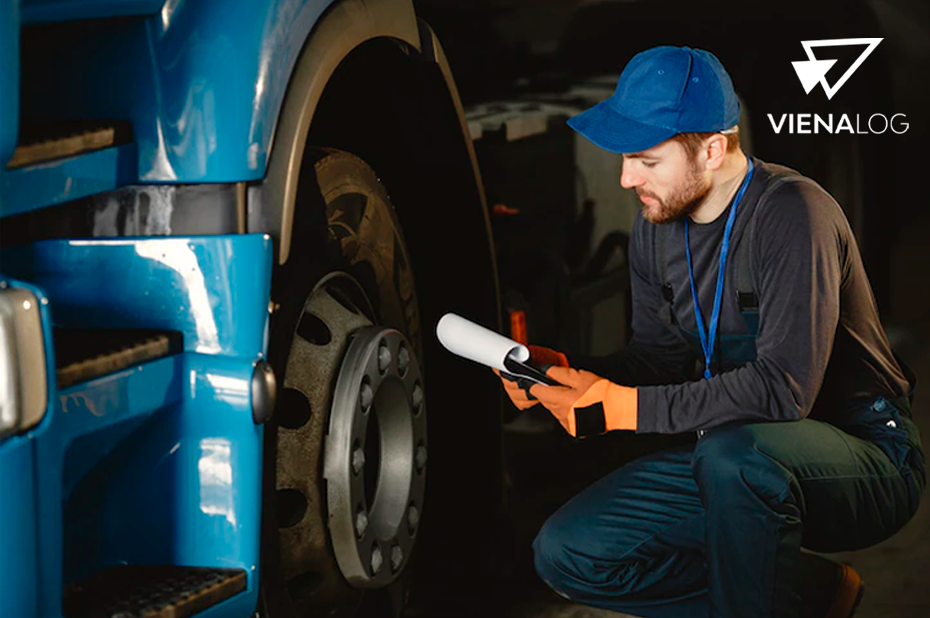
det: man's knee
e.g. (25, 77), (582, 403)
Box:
(533, 512), (652, 602)
(532, 515), (577, 598)
(692, 423), (799, 509)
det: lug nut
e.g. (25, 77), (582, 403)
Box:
(356, 511), (369, 538)
(398, 346), (410, 374)
(371, 545), (383, 575)
(412, 384), (424, 410)
(360, 382), (373, 410)
(379, 344), (392, 372)
(352, 447), (366, 475)
(391, 544), (404, 572)
(407, 505), (419, 532)
(415, 445), (427, 472)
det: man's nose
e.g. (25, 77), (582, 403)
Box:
(620, 163), (643, 189)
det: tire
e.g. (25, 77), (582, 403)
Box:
(259, 149), (424, 618)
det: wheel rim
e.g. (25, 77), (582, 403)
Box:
(324, 326), (425, 588)
(275, 271), (426, 599)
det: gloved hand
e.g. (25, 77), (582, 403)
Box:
(527, 345), (569, 370)
(494, 345), (569, 410)
(529, 366), (638, 437)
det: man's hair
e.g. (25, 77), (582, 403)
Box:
(672, 130), (741, 160)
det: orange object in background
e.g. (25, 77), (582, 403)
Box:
(493, 203), (521, 216)
(510, 309), (528, 345)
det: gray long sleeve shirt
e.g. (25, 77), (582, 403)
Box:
(580, 158), (911, 435)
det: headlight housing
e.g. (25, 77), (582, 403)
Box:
(0, 286), (48, 439)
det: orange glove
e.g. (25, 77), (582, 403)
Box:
(529, 366), (638, 437)
(527, 345), (569, 370)
(494, 345), (569, 410)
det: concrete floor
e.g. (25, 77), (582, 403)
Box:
(470, 214), (930, 618)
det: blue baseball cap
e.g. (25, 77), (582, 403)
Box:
(568, 46), (741, 154)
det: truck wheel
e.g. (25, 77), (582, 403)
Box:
(261, 150), (425, 617)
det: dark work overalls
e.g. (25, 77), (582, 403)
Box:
(532, 173), (926, 618)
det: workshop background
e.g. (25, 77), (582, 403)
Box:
(407, 1), (930, 617)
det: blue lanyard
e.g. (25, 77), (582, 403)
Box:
(684, 157), (754, 379)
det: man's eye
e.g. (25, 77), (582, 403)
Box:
(643, 161), (658, 168)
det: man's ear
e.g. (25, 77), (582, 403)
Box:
(702, 134), (728, 171)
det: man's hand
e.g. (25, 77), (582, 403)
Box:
(527, 345), (569, 370)
(529, 366), (638, 437)
(494, 367), (539, 409)
(494, 345), (569, 410)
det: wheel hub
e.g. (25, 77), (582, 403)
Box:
(324, 326), (427, 588)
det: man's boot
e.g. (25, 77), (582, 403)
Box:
(800, 552), (865, 618)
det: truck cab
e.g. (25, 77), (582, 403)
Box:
(1, 2), (502, 616)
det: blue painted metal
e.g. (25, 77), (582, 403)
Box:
(62, 354), (263, 605)
(21, 0), (339, 184)
(0, 0), (18, 168)
(0, 234), (272, 618)
(21, 0), (164, 24)
(60, 354), (183, 498)
(0, 143), (138, 218)
(0, 278), (57, 618)
(2, 234), (273, 358)
(0, 434), (39, 618)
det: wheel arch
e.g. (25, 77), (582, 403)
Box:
(258, 2), (501, 345)
(258, 6), (499, 313)
(258, 11), (507, 605)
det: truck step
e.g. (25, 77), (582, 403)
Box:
(56, 329), (183, 389)
(63, 565), (247, 618)
(7, 121), (129, 170)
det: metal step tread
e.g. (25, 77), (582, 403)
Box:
(7, 120), (131, 170)
(55, 328), (183, 389)
(63, 565), (247, 618)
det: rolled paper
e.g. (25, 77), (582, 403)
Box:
(436, 313), (529, 371)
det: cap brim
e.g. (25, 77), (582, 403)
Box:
(567, 100), (677, 154)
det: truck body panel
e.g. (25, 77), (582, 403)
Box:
(1, 143), (137, 218)
(0, 0), (17, 168)
(20, 0), (163, 23)
(0, 235), (273, 618)
(12, 0), (419, 190)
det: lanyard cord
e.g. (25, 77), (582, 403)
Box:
(685, 157), (755, 379)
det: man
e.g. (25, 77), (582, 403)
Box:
(498, 46), (925, 618)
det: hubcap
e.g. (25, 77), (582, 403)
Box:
(324, 326), (426, 588)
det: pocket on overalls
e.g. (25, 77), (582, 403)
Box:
(893, 399), (927, 509)
(845, 396), (926, 515)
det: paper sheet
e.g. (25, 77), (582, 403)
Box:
(436, 313), (529, 371)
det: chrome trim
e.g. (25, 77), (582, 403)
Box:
(0, 287), (48, 438)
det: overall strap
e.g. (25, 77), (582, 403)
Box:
(655, 222), (674, 325)
(653, 166), (805, 331)
(734, 170), (803, 315)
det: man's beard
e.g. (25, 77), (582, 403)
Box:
(638, 163), (711, 224)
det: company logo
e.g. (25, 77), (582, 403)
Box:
(767, 37), (908, 135)
(791, 38), (882, 100)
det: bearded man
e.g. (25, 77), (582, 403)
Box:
(498, 46), (925, 618)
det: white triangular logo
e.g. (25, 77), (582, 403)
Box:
(791, 59), (838, 93)
(792, 38), (882, 100)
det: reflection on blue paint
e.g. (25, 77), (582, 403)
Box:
(205, 372), (250, 407)
(135, 240), (221, 353)
(199, 438), (236, 527)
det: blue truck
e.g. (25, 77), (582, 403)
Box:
(0, 1), (504, 616)
(3, 1), (922, 617)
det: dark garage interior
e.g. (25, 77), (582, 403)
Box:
(406, 1), (930, 617)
